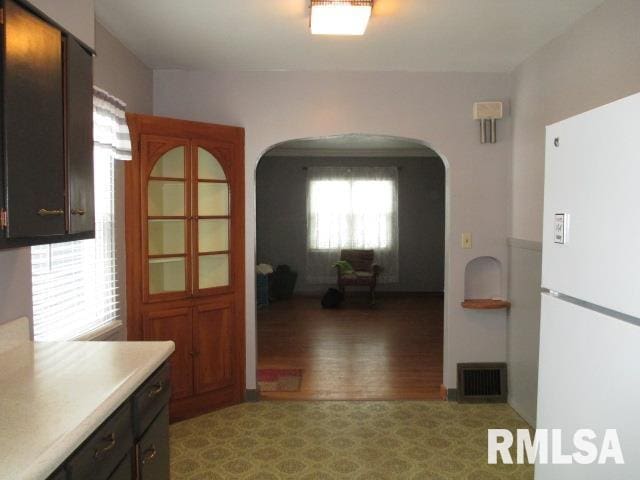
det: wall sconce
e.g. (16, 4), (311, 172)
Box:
(473, 102), (503, 144)
(310, 0), (373, 36)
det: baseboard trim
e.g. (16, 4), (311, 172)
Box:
(245, 389), (259, 402)
(285, 291), (445, 298)
(447, 388), (458, 401)
(507, 237), (542, 252)
(507, 396), (536, 428)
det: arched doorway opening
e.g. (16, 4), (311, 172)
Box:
(254, 134), (448, 400)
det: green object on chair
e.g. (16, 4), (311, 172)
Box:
(333, 260), (354, 275)
(335, 250), (381, 305)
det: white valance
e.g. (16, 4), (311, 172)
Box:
(93, 86), (131, 161)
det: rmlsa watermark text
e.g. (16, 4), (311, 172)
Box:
(488, 429), (624, 465)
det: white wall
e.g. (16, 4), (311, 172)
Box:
(0, 249), (33, 328)
(93, 21), (154, 340)
(511, 0), (640, 242)
(507, 0), (640, 425)
(28, 0), (95, 49)
(154, 70), (513, 389)
(506, 238), (541, 426)
(94, 22), (153, 114)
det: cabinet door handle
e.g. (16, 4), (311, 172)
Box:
(141, 445), (157, 465)
(71, 208), (86, 216)
(37, 209), (64, 217)
(93, 432), (116, 460)
(147, 382), (164, 398)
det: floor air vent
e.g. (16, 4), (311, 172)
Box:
(457, 363), (507, 403)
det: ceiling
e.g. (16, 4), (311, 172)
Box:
(264, 134), (438, 157)
(95, 0), (605, 73)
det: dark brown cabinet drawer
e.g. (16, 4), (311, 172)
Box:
(109, 452), (133, 480)
(133, 362), (171, 437)
(66, 402), (133, 480)
(137, 406), (170, 480)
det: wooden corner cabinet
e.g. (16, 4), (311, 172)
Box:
(0, 0), (95, 248)
(125, 114), (245, 422)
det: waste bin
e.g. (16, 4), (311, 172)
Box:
(270, 265), (298, 300)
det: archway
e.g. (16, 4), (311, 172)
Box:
(252, 134), (449, 400)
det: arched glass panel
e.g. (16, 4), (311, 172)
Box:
(150, 146), (184, 178)
(198, 147), (226, 180)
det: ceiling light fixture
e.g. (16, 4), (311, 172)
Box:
(310, 0), (373, 36)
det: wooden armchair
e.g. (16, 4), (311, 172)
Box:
(335, 249), (381, 304)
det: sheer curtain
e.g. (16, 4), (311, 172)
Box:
(306, 166), (399, 284)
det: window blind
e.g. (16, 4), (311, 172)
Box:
(31, 149), (118, 340)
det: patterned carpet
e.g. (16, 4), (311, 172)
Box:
(170, 401), (534, 480)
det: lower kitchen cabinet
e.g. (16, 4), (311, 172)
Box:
(66, 402), (133, 480)
(136, 406), (170, 480)
(109, 454), (133, 480)
(46, 362), (171, 480)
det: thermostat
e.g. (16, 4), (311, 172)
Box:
(554, 213), (569, 244)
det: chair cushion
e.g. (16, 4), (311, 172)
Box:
(355, 271), (373, 278)
(340, 270), (375, 286)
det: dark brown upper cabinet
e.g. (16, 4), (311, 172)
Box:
(66, 35), (95, 235)
(0, 0), (94, 248)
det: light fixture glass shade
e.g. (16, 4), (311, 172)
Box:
(310, 1), (372, 36)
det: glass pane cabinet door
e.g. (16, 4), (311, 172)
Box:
(196, 147), (231, 291)
(150, 146), (184, 178)
(198, 219), (229, 252)
(199, 254), (229, 289)
(146, 146), (188, 296)
(149, 257), (186, 294)
(198, 147), (226, 180)
(198, 183), (229, 216)
(148, 220), (185, 255)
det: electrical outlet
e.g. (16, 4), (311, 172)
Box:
(461, 233), (472, 249)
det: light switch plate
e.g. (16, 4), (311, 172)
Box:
(554, 213), (569, 244)
(461, 232), (472, 249)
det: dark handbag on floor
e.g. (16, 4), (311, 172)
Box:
(321, 288), (344, 309)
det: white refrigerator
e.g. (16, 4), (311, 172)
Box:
(537, 92), (640, 479)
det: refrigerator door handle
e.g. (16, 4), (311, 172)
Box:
(541, 288), (640, 328)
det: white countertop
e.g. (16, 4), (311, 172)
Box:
(0, 340), (174, 480)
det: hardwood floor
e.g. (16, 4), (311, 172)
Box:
(257, 293), (443, 400)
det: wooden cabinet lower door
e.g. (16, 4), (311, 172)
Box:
(193, 302), (234, 394)
(143, 308), (193, 400)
